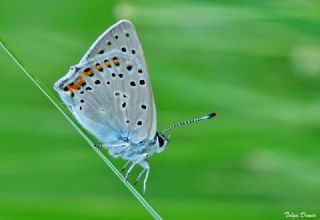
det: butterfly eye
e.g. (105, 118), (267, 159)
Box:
(159, 136), (165, 147)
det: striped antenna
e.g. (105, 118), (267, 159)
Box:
(161, 112), (216, 134)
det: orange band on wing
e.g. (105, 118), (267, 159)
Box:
(72, 77), (85, 90)
(96, 63), (103, 72)
(104, 59), (112, 68)
(64, 77), (85, 93)
(112, 57), (120, 66)
(84, 68), (94, 77)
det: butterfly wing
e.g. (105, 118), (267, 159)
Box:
(54, 20), (157, 146)
(80, 20), (146, 66)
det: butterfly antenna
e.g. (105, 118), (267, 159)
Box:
(161, 112), (217, 134)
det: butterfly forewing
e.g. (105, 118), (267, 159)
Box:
(54, 20), (157, 146)
(80, 20), (146, 68)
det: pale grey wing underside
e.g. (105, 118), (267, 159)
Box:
(54, 20), (157, 145)
(80, 20), (146, 67)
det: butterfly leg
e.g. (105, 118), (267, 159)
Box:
(125, 153), (148, 181)
(121, 160), (131, 172)
(125, 163), (136, 180)
(134, 169), (146, 185)
(139, 160), (150, 195)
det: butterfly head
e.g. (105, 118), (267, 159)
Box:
(155, 132), (169, 153)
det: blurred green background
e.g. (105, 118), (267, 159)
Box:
(1, 0), (320, 219)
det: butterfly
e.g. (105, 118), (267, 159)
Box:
(54, 20), (216, 193)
